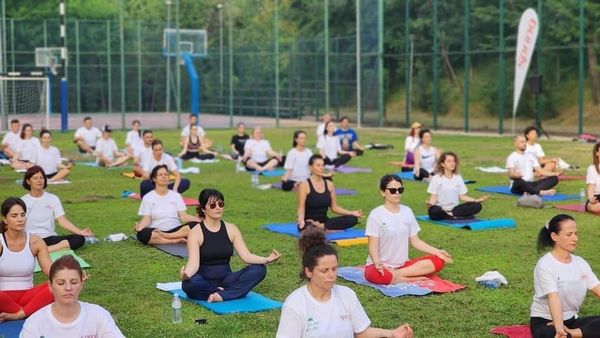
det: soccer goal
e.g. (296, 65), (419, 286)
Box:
(0, 76), (51, 131)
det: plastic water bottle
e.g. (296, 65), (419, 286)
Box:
(580, 188), (586, 204)
(478, 279), (501, 289)
(175, 157), (183, 170)
(251, 173), (259, 187)
(172, 293), (182, 323)
(236, 159), (244, 173)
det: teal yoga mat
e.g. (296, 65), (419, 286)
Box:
(169, 289), (281, 315)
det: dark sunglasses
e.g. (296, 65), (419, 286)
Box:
(208, 201), (225, 209)
(386, 187), (404, 194)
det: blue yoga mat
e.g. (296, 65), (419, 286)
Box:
(0, 319), (25, 338)
(337, 267), (432, 297)
(169, 289), (281, 315)
(415, 215), (516, 231)
(476, 186), (579, 201)
(394, 171), (475, 184)
(262, 223), (365, 241)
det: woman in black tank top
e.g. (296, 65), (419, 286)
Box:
(177, 125), (217, 161)
(296, 154), (362, 232)
(181, 189), (281, 303)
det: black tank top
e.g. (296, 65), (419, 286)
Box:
(304, 178), (330, 223)
(188, 135), (201, 152)
(199, 220), (234, 265)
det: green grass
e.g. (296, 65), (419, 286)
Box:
(2, 127), (599, 337)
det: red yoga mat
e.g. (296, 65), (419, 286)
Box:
(558, 175), (585, 181)
(489, 325), (531, 338)
(554, 204), (586, 213)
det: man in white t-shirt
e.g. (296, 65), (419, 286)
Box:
(524, 125), (559, 172)
(242, 127), (284, 172)
(506, 135), (560, 196)
(133, 130), (154, 177)
(95, 125), (130, 167)
(179, 113), (212, 149)
(73, 116), (101, 154)
(1, 119), (22, 159)
(139, 139), (190, 197)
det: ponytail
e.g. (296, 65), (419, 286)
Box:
(537, 214), (574, 252)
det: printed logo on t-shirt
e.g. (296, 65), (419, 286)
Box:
(81, 334), (98, 338)
(339, 312), (351, 321)
(306, 317), (319, 334)
(379, 222), (390, 234)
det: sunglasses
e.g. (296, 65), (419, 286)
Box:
(208, 201), (225, 209)
(385, 187), (404, 194)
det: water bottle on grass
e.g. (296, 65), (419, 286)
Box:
(172, 293), (182, 323)
(580, 188), (586, 204)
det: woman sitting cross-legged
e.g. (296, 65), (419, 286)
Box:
(364, 174), (453, 285)
(21, 166), (93, 252)
(135, 165), (200, 245)
(181, 188), (281, 303)
(530, 214), (600, 338)
(296, 154), (363, 232)
(0, 197), (54, 322)
(20, 255), (125, 337)
(426, 152), (488, 220)
(177, 124), (218, 161)
(413, 128), (441, 181)
(281, 130), (313, 191)
(276, 227), (414, 338)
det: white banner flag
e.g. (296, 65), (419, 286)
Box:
(512, 8), (539, 134)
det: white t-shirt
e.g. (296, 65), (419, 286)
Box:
(126, 130), (144, 154)
(20, 301), (125, 338)
(244, 139), (272, 163)
(316, 123), (326, 139)
(138, 190), (186, 231)
(530, 253), (600, 320)
(74, 126), (101, 147)
(2, 131), (22, 153)
(586, 165), (600, 195)
(276, 285), (370, 338)
(506, 151), (539, 184)
(181, 124), (205, 138)
(19, 137), (41, 162)
(22, 192), (65, 238)
(284, 148), (313, 182)
(135, 145), (152, 164)
(96, 138), (118, 162)
(416, 145), (437, 173)
(34, 146), (62, 176)
(365, 204), (421, 269)
(427, 174), (468, 211)
(404, 136), (419, 153)
(526, 142), (545, 160)
(317, 135), (341, 160)
(142, 153), (177, 174)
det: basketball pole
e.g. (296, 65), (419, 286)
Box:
(1, 0), (6, 131)
(59, 0), (69, 132)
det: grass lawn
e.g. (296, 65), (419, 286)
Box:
(1, 126), (599, 337)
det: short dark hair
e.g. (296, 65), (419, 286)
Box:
(523, 126), (537, 140)
(339, 116), (349, 123)
(39, 128), (52, 138)
(308, 154), (324, 166)
(197, 188), (225, 218)
(83, 116), (92, 122)
(418, 128), (431, 140)
(132, 120), (141, 125)
(150, 164), (169, 183)
(537, 214), (575, 252)
(23, 165), (48, 191)
(142, 129), (153, 137)
(151, 139), (163, 149)
(10, 119), (19, 124)
(379, 174), (403, 191)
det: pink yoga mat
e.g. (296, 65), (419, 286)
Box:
(489, 325), (531, 338)
(558, 175), (585, 181)
(128, 193), (199, 206)
(554, 204), (586, 213)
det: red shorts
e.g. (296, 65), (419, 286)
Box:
(363, 255), (445, 285)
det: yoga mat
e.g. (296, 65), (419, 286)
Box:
(123, 191), (199, 206)
(189, 158), (219, 163)
(131, 234), (188, 258)
(415, 216), (516, 231)
(476, 186), (579, 201)
(259, 169), (286, 177)
(475, 166), (508, 173)
(489, 325), (532, 338)
(335, 165), (372, 173)
(121, 172), (175, 180)
(554, 203), (587, 213)
(270, 182), (357, 195)
(394, 171), (475, 184)
(156, 282), (282, 314)
(332, 237), (368, 247)
(75, 161), (98, 167)
(337, 266), (465, 297)
(34, 250), (90, 273)
(16, 179), (71, 185)
(0, 319), (25, 338)
(262, 223), (366, 241)
(558, 175), (585, 181)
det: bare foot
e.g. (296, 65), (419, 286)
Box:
(207, 292), (223, 303)
(564, 327), (582, 338)
(393, 275), (428, 283)
(539, 189), (557, 196)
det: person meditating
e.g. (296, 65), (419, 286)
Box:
(181, 188), (281, 303)
(296, 155), (362, 231)
(242, 127), (284, 172)
(364, 174), (453, 285)
(529, 214), (600, 338)
(177, 124), (218, 161)
(135, 165), (200, 245)
(427, 152), (487, 220)
(413, 128), (440, 181)
(33, 129), (72, 183)
(281, 130), (312, 191)
(140, 139), (190, 197)
(276, 227), (414, 338)
(506, 135), (560, 196)
(20, 255), (125, 337)
(584, 142), (600, 215)
(22, 166), (93, 252)
(0, 197), (54, 322)
(317, 121), (355, 168)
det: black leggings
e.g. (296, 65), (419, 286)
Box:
(299, 215), (358, 231)
(324, 155), (351, 168)
(414, 168), (433, 181)
(530, 316), (600, 338)
(281, 180), (297, 191)
(510, 176), (559, 195)
(136, 222), (197, 245)
(180, 152), (215, 161)
(140, 179), (191, 197)
(428, 202), (482, 220)
(43, 234), (85, 250)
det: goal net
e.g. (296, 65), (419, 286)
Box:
(0, 77), (50, 131)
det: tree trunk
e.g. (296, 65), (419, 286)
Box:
(439, 32), (463, 92)
(587, 35), (600, 106)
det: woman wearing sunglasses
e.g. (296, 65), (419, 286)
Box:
(135, 165), (200, 245)
(296, 154), (363, 231)
(426, 152), (487, 220)
(364, 174), (453, 285)
(181, 188), (281, 303)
